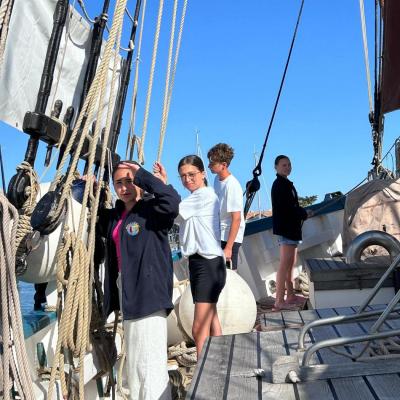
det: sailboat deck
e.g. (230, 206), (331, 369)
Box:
(187, 305), (400, 399)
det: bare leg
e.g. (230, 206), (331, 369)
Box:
(210, 305), (222, 337)
(285, 247), (297, 300)
(192, 302), (216, 356)
(274, 244), (297, 309)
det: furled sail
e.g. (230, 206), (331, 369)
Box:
(0, 0), (122, 131)
(381, 0), (400, 114)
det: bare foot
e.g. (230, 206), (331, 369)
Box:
(286, 294), (305, 304)
(272, 302), (298, 312)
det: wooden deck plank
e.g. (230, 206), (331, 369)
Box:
(299, 308), (368, 399)
(300, 309), (346, 364)
(318, 307), (377, 400)
(353, 311), (400, 399)
(186, 335), (233, 399)
(262, 312), (285, 331)
(259, 330), (296, 400)
(225, 332), (260, 399)
(188, 305), (400, 400)
(281, 310), (303, 329)
(365, 375), (400, 400)
(307, 258), (322, 272)
(284, 325), (335, 400)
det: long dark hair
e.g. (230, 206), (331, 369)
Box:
(178, 155), (208, 186)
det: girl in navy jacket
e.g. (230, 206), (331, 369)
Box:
(98, 161), (180, 400)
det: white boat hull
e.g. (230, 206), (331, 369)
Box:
(238, 204), (345, 301)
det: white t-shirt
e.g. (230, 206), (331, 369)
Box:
(176, 186), (224, 259)
(213, 174), (245, 243)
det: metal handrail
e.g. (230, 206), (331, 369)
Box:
(357, 252), (400, 313)
(302, 328), (400, 366)
(298, 252), (400, 350)
(297, 306), (400, 350)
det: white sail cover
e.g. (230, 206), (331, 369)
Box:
(0, 0), (122, 130)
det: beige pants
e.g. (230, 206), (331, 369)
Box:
(117, 274), (171, 400)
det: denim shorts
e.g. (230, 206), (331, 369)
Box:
(277, 235), (301, 246)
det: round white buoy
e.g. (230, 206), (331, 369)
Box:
(19, 182), (88, 283)
(167, 277), (189, 346)
(178, 269), (257, 340)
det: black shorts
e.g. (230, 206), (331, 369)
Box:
(188, 254), (226, 303)
(221, 241), (242, 270)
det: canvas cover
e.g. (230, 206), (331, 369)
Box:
(0, 0), (122, 131)
(342, 178), (400, 253)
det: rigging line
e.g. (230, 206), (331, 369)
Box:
(253, 0), (305, 177)
(50, 0), (76, 111)
(126, 0), (147, 158)
(138, 0), (165, 164)
(158, 0), (188, 162)
(0, 144), (6, 193)
(157, 0), (178, 162)
(0, 0), (14, 69)
(77, 0), (95, 24)
(358, 0), (373, 113)
(243, 0), (304, 218)
(125, 6), (134, 22)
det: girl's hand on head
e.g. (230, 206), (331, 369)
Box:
(153, 161), (167, 184)
(122, 161), (140, 175)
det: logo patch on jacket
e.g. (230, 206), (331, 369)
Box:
(126, 222), (140, 236)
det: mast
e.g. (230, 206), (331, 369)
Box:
(368, 0), (400, 178)
(7, 0), (69, 208)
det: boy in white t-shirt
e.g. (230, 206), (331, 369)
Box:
(207, 143), (245, 270)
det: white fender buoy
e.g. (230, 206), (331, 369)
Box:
(167, 278), (189, 346)
(19, 182), (88, 283)
(178, 269), (257, 340)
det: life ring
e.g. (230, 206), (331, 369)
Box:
(345, 230), (400, 264)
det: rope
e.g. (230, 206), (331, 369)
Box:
(0, 193), (35, 400)
(126, 0), (147, 160)
(243, 0), (305, 216)
(138, 0), (164, 163)
(0, 0), (14, 71)
(298, 270), (309, 297)
(47, 0), (128, 397)
(77, 0), (95, 24)
(157, 0), (188, 162)
(168, 342), (197, 368)
(157, 0), (178, 162)
(359, 0), (373, 113)
(14, 162), (39, 275)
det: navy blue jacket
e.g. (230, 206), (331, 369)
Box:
(98, 168), (181, 320)
(271, 174), (307, 241)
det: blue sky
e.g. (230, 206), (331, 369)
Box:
(1, 0), (399, 211)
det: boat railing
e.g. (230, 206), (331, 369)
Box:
(298, 251), (400, 365)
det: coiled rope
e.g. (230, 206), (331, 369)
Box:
(14, 162), (39, 275)
(168, 342), (197, 368)
(0, 192), (34, 400)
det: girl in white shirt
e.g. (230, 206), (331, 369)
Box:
(154, 155), (226, 356)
